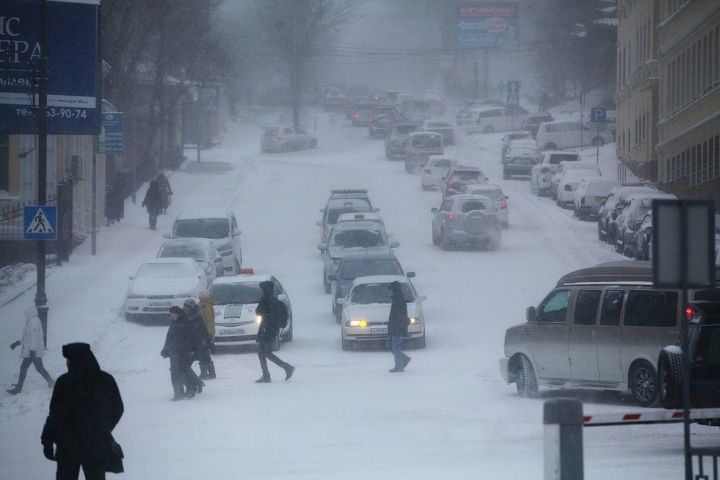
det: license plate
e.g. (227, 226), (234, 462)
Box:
(370, 328), (387, 335)
(220, 328), (244, 336)
(148, 302), (171, 307)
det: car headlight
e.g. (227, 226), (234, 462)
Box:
(256, 315), (262, 324)
(409, 317), (421, 325)
(347, 319), (368, 328)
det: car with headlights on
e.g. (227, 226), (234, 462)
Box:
(209, 273), (293, 350)
(318, 220), (399, 293)
(318, 189), (377, 243)
(329, 252), (412, 323)
(156, 238), (223, 285)
(431, 194), (501, 250)
(339, 275), (426, 350)
(125, 258), (207, 323)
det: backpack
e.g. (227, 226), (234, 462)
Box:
(272, 299), (289, 329)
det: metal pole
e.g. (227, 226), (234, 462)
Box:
(680, 203), (692, 480)
(579, 94), (584, 150)
(544, 398), (584, 480)
(35, 0), (49, 347)
(91, 3), (101, 255)
(473, 61), (479, 99)
(596, 123), (600, 165)
(482, 51), (489, 99)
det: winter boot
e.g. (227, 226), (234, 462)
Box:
(207, 361), (216, 380)
(6, 384), (22, 395)
(284, 365), (295, 381)
(255, 375), (271, 383)
(199, 364), (209, 380)
(389, 367), (404, 373)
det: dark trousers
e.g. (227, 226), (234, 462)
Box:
(56, 456), (105, 480)
(16, 351), (53, 389)
(198, 349), (215, 378)
(148, 212), (158, 230)
(169, 355), (201, 395)
(257, 340), (291, 379)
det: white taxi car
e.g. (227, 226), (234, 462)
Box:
(338, 275), (426, 350)
(208, 273), (293, 350)
(124, 258), (207, 322)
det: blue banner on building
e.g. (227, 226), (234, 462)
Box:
(0, 0), (100, 134)
(457, 2), (520, 50)
(101, 112), (123, 153)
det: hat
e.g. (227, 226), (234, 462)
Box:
(169, 306), (184, 315)
(183, 298), (197, 309)
(62, 342), (92, 360)
(259, 281), (274, 295)
(388, 281), (402, 292)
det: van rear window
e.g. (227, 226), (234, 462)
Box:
(624, 291), (678, 327)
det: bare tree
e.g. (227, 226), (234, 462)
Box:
(253, 0), (354, 128)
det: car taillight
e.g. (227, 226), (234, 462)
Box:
(353, 112), (359, 119)
(446, 213), (455, 220)
(500, 200), (507, 209)
(685, 306), (700, 322)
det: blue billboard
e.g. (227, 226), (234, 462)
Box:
(101, 112), (123, 153)
(457, 2), (520, 50)
(0, 0), (100, 134)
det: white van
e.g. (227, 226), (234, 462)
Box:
(536, 120), (614, 150)
(462, 107), (527, 134)
(167, 208), (242, 275)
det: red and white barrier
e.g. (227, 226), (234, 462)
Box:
(583, 408), (720, 427)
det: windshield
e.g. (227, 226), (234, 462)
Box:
(396, 125), (419, 135)
(209, 282), (263, 305)
(451, 171), (481, 182)
(340, 259), (402, 280)
(411, 135), (441, 148)
(136, 262), (194, 278)
(350, 283), (415, 304)
(327, 204), (372, 224)
(469, 189), (502, 201)
(331, 228), (386, 248)
(460, 200), (488, 213)
(174, 218), (229, 239)
(158, 244), (207, 260)
(548, 154), (579, 165)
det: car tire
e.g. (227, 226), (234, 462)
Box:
(282, 319), (294, 342)
(124, 312), (134, 322)
(483, 125), (495, 134)
(629, 360), (659, 407)
(658, 350), (684, 409)
(515, 354), (538, 397)
(341, 335), (352, 351)
(414, 335), (426, 349)
(421, 182), (431, 191)
(440, 228), (451, 250)
(591, 137), (605, 147)
(432, 226), (440, 246)
(544, 143), (557, 150)
(323, 276), (331, 294)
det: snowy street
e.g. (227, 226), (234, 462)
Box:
(0, 111), (715, 479)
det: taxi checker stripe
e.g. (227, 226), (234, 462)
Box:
(583, 409), (720, 426)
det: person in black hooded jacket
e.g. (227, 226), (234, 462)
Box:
(387, 281), (411, 373)
(41, 343), (124, 480)
(254, 281), (295, 383)
(161, 306), (203, 400)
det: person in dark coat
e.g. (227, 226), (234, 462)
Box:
(387, 281), (411, 373)
(161, 306), (202, 400)
(141, 179), (162, 230)
(183, 298), (215, 380)
(254, 281), (294, 383)
(156, 173), (173, 214)
(41, 343), (124, 480)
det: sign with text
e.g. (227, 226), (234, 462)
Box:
(506, 80), (520, 106)
(101, 112), (123, 153)
(590, 107), (607, 123)
(457, 2), (519, 50)
(0, 0), (100, 134)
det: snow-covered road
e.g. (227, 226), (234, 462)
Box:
(0, 110), (716, 479)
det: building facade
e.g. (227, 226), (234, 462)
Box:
(616, 0), (661, 181)
(656, 0), (720, 206)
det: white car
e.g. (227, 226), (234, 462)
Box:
(500, 131), (533, 160)
(260, 126), (317, 153)
(555, 168), (601, 208)
(209, 273), (293, 349)
(156, 238), (223, 285)
(124, 258), (207, 322)
(530, 151), (581, 196)
(336, 211), (385, 228)
(550, 161), (602, 199)
(536, 120), (614, 151)
(463, 183), (509, 228)
(462, 106), (527, 134)
(338, 275), (426, 350)
(573, 178), (619, 220)
(420, 156), (458, 190)
(167, 208), (242, 275)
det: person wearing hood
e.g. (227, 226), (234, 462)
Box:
(41, 343), (124, 480)
(254, 281), (295, 383)
(183, 298), (215, 381)
(7, 306), (54, 395)
(161, 306), (202, 400)
(198, 291), (217, 379)
(387, 281), (411, 373)
(141, 179), (162, 230)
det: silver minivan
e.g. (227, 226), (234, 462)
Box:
(500, 261), (720, 406)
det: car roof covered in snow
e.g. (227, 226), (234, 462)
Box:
(175, 208), (230, 220)
(351, 274), (409, 287)
(210, 274), (274, 285)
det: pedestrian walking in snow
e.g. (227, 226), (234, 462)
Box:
(161, 306), (202, 400)
(41, 343), (124, 480)
(198, 290), (217, 379)
(254, 281), (294, 383)
(183, 299), (214, 381)
(6, 307), (54, 395)
(141, 179), (162, 230)
(156, 172), (173, 214)
(387, 281), (411, 373)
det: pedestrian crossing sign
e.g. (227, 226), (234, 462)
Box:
(23, 206), (57, 240)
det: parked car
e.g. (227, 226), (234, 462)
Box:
(598, 184), (658, 244)
(500, 131), (533, 160)
(632, 211), (653, 260)
(156, 238), (223, 285)
(166, 208), (242, 275)
(209, 273), (293, 349)
(573, 178), (619, 220)
(462, 106), (527, 134)
(260, 126), (317, 153)
(530, 151), (580, 196)
(536, 120), (613, 151)
(420, 156), (458, 191)
(441, 165), (487, 199)
(385, 124), (422, 159)
(463, 183), (509, 228)
(124, 258), (207, 322)
(555, 168), (601, 208)
(431, 194), (501, 250)
(318, 189), (376, 243)
(339, 275), (426, 350)
(329, 252), (412, 323)
(368, 106), (401, 138)
(550, 162), (602, 201)
(500, 261), (720, 406)
(615, 192), (676, 255)
(421, 120), (455, 145)
(403, 131), (444, 173)
(318, 220), (398, 293)
(524, 113), (554, 138)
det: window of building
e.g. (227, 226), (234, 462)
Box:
(0, 134), (8, 192)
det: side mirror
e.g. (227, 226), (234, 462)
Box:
(277, 294), (288, 302)
(317, 243), (326, 251)
(328, 274), (337, 281)
(431, 207), (438, 214)
(406, 272), (416, 278)
(390, 240), (400, 248)
(526, 306), (537, 323)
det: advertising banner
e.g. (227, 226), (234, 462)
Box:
(457, 2), (519, 50)
(100, 112), (123, 153)
(0, 0), (100, 134)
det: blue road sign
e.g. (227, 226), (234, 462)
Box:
(101, 112), (124, 153)
(506, 80), (520, 106)
(590, 107), (607, 123)
(23, 205), (57, 240)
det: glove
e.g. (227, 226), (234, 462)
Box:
(160, 349), (168, 358)
(43, 443), (55, 461)
(10, 341), (20, 350)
